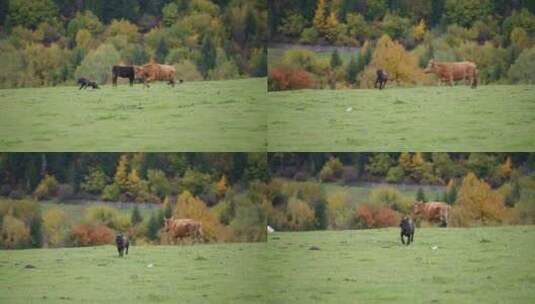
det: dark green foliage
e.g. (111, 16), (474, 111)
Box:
(199, 35), (217, 78)
(416, 188), (427, 202)
(505, 180), (521, 207)
(147, 213), (160, 241)
(131, 206), (143, 226)
(164, 202), (173, 219)
(29, 213), (43, 248)
(155, 38), (168, 64)
(330, 49), (342, 69)
(314, 200), (328, 230)
(446, 185), (458, 205)
(346, 56), (359, 85)
(7, 0), (59, 29)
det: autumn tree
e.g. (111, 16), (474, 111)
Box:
(114, 154), (129, 191)
(456, 172), (506, 224)
(313, 0), (328, 35)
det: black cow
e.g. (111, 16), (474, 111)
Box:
(400, 216), (415, 245)
(112, 66), (135, 86)
(77, 78), (99, 90)
(375, 69), (388, 90)
(115, 233), (129, 257)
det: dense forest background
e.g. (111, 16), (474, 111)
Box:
(0, 0), (267, 88)
(268, 0), (535, 90)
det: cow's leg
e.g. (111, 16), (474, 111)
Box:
(125, 243), (129, 255)
(79, 84), (84, 90)
(113, 75), (117, 87)
(401, 232), (405, 244)
(129, 76), (134, 86)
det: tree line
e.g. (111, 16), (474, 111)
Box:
(0, 0), (267, 88)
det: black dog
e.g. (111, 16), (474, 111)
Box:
(115, 233), (129, 257)
(77, 78), (99, 89)
(400, 216), (415, 245)
(375, 69), (388, 90)
(112, 66), (135, 86)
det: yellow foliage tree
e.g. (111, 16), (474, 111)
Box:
(399, 152), (412, 173)
(114, 154), (129, 190)
(313, 0), (328, 35)
(1, 213), (30, 249)
(174, 191), (228, 241)
(287, 197), (315, 230)
(216, 175), (228, 197)
(498, 156), (513, 179)
(43, 208), (70, 247)
(324, 12), (340, 42)
(75, 29), (92, 50)
(456, 172), (506, 224)
(359, 35), (426, 88)
(510, 27), (531, 50)
(126, 169), (142, 194)
(326, 191), (353, 229)
(412, 19), (427, 42)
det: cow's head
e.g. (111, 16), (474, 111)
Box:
(423, 59), (436, 73)
(134, 66), (145, 79)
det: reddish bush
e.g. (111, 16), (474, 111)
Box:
(269, 68), (315, 91)
(71, 224), (114, 246)
(356, 204), (400, 228)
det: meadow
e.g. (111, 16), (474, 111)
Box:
(1, 226), (534, 303)
(266, 226), (535, 303)
(267, 85), (535, 151)
(0, 78), (267, 152)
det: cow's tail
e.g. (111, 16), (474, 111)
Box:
(472, 69), (479, 88)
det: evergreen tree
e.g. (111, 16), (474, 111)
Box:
(29, 214), (43, 248)
(147, 213), (159, 241)
(330, 49), (343, 68)
(131, 205), (143, 225)
(314, 200), (328, 230)
(346, 56), (359, 85)
(416, 187), (427, 202)
(199, 35), (217, 78)
(505, 180), (521, 207)
(447, 185), (458, 204)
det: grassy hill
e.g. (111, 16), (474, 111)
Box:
(2, 226), (534, 303)
(0, 78), (267, 152)
(267, 85), (535, 151)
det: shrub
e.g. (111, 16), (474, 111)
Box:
(81, 167), (110, 195)
(147, 169), (171, 198)
(84, 205), (130, 231)
(131, 206), (143, 226)
(369, 187), (411, 213)
(342, 166), (359, 184)
(386, 166), (405, 183)
(101, 183), (120, 201)
(34, 174), (59, 200)
(249, 48), (267, 77)
(286, 197), (315, 231)
(508, 47), (535, 84)
(173, 60), (204, 81)
(319, 158), (343, 182)
(179, 169), (212, 196)
(366, 154), (394, 176)
(70, 223), (114, 246)
(74, 43), (121, 84)
(0, 214), (30, 249)
(300, 27), (319, 44)
(355, 204), (400, 228)
(278, 13), (306, 37)
(230, 204), (266, 242)
(511, 199), (535, 225)
(326, 191), (354, 229)
(43, 208), (71, 247)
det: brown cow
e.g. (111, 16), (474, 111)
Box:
(134, 63), (178, 88)
(412, 201), (450, 227)
(424, 59), (479, 88)
(163, 218), (203, 241)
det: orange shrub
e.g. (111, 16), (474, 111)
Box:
(356, 204), (400, 228)
(70, 224), (114, 246)
(269, 68), (315, 91)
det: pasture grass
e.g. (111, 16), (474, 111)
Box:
(266, 226), (535, 303)
(1, 226), (534, 303)
(0, 78), (267, 151)
(267, 85), (535, 151)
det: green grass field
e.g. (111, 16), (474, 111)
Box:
(0, 78), (267, 152)
(2, 226), (534, 303)
(267, 85), (535, 151)
(266, 226), (535, 303)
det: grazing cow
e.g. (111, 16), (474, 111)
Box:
(424, 59), (479, 88)
(112, 66), (136, 86)
(375, 69), (388, 89)
(134, 63), (181, 88)
(400, 216), (415, 245)
(77, 78), (99, 90)
(115, 233), (129, 257)
(412, 201), (450, 227)
(163, 218), (203, 242)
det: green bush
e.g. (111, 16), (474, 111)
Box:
(147, 169), (171, 198)
(43, 208), (71, 247)
(386, 166), (404, 183)
(319, 158), (343, 182)
(81, 167), (110, 195)
(369, 187), (411, 213)
(74, 43), (120, 84)
(286, 197), (315, 231)
(84, 205), (131, 231)
(101, 183), (120, 201)
(508, 47), (535, 84)
(0, 214), (30, 249)
(300, 27), (319, 44)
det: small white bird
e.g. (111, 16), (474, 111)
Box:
(267, 225), (275, 233)
(431, 246), (438, 250)
(346, 107), (353, 112)
(147, 263), (154, 268)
